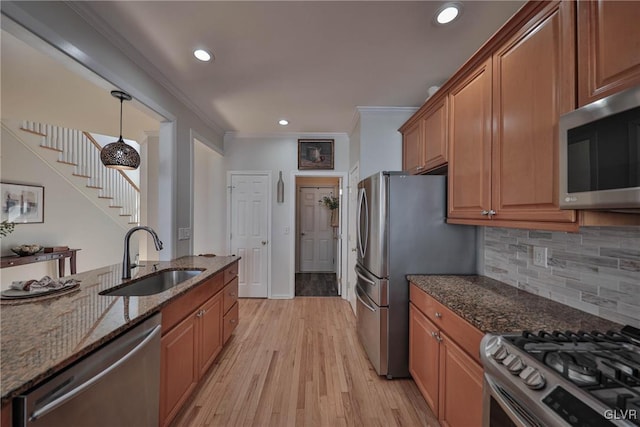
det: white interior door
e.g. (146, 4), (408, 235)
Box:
(230, 173), (269, 298)
(347, 164), (359, 313)
(299, 187), (335, 272)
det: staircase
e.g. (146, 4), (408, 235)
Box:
(5, 119), (140, 228)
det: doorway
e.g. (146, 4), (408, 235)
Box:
(295, 176), (339, 296)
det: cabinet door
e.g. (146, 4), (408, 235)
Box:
(198, 292), (223, 377)
(160, 315), (198, 426)
(223, 301), (239, 343)
(492, 1), (576, 223)
(409, 303), (440, 417)
(423, 95), (448, 171)
(578, 0), (640, 106)
(223, 277), (239, 314)
(448, 59), (493, 219)
(403, 119), (424, 174)
(438, 333), (483, 427)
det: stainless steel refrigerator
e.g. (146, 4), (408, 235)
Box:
(355, 172), (477, 378)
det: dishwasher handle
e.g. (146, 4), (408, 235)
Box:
(30, 324), (161, 421)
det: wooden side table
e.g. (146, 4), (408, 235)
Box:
(0, 249), (80, 277)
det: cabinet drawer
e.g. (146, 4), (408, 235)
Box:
(223, 277), (238, 314)
(224, 261), (238, 284)
(162, 272), (223, 332)
(410, 284), (483, 364)
(223, 302), (239, 343)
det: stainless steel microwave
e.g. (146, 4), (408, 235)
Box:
(559, 85), (640, 212)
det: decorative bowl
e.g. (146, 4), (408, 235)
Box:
(11, 245), (43, 256)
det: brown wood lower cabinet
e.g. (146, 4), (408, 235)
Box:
(160, 312), (199, 425)
(409, 284), (484, 427)
(159, 261), (239, 427)
(197, 292), (223, 378)
(439, 332), (483, 427)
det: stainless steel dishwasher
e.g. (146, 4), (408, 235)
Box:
(14, 313), (161, 427)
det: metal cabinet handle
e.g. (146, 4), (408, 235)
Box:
(488, 210), (496, 217)
(416, 165), (424, 171)
(435, 335), (443, 343)
(431, 331), (437, 337)
(435, 312), (442, 319)
(481, 210), (489, 216)
(30, 324), (161, 421)
(261, 240), (268, 245)
(196, 310), (203, 318)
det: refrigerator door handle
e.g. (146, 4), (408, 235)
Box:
(356, 286), (376, 312)
(357, 188), (368, 259)
(355, 266), (376, 286)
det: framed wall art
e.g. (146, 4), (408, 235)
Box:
(1, 182), (45, 224)
(298, 139), (334, 170)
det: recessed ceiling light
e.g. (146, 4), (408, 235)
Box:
(435, 3), (461, 25)
(278, 119), (289, 126)
(194, 49), (212, 62)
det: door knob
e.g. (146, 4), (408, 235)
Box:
(300, 232), (305, 236)
(262, 240), (268, 245)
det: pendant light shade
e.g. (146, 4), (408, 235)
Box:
(101, 90), (140, 170)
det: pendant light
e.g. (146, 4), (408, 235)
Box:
(100, 90), (140, 170)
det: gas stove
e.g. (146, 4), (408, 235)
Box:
(480, 326), (640, 427)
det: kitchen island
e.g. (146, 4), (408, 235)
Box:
(0, 255), (239, 405)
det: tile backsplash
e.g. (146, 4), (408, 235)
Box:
(483, 226), (640, 328)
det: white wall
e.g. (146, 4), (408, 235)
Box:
(2, 2), (224, 260)
(0, 126), (129, 289)
(193, 140), (227, 255)
(356, 107), (417, 179)
(224, 132), (349, 298)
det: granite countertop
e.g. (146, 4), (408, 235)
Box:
(0, 255), (239, 403)
(408, 275), (621, 334)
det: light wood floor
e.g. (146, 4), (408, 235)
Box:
(172, 297), (440, 427)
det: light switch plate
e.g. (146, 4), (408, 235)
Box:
(178, 228), (191, 240)
(533, 246), (548, 268)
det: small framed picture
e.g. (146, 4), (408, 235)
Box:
(1, 182), (45, 224)
(298, 139), (334, 170)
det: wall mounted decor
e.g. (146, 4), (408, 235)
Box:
(1, 182), (44, 224)
(298, 139), (334, 170)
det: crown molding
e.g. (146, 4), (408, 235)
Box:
(356, 106), (420, 115)
(348, 108), (361, 137)
(225, 131), (349, 140)
(349, 106), (419, 136)
(67, 2), (226, 138)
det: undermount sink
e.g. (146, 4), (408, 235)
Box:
(100, 269), (204, 297)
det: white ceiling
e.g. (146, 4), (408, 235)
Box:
(75, 1), (525, 134)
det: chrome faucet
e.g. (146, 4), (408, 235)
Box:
(122, 226), (163, 279)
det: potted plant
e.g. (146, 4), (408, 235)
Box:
(319, 195), (339, 227)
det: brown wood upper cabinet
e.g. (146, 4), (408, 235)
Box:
(449, 1), (577, 228)
(401, 93), (448, 174)
(577, 0), (640, 106)
(448, 59), (493, 220)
